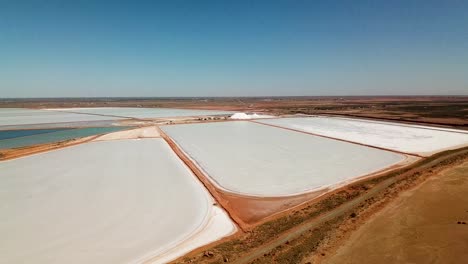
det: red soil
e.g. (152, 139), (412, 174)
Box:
(158, 126), (417, 231)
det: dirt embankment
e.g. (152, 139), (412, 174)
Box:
(0, 136), (97, 161)
(322, 161), (468, 264)
(0, 126), (160, 161)
(300, 148), (468, 264)
(172, 147), (468, 264)
(159, 126), (415, 231)
(159, 127), (315, 230)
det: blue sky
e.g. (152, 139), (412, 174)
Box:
(1, 0), (467, 97)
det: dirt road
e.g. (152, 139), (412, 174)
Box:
(231, 148), (468, 264)
(323, 161), (468, 264)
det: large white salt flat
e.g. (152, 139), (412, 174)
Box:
(0, 108), (123, 126)
(0, 139), (234, 264)
(161, 122), (405, 196)
(51, 107), (233, 119)
(258, 117), (468, 155)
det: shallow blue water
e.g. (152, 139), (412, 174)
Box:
(0, 127), (130, 149)
(0, 129), (70, 140)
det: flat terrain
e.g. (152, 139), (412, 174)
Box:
(162, 121), (405, 196)
(53, 107), (233, 119)
(173, 147), (468, 264)
(0, 139), (234, 264)
(1, 97), (467, 263)
(93, 126), (161, 141)
(324, 161), (468, 264)
(0, 108), (123, 126)
(0, 127), (128, 149)
(0, 107), (231, 130)
(259, 117), (468, 155)
(0, 128), (69, 140)
(176, 148), (468, 264)
(2, 96), (466, 128)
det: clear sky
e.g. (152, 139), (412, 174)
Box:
(1, 0), (467, 97)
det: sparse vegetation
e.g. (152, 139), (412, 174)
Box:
(174, 147), (468, 263)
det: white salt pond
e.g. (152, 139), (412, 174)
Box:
(0, 107), (232, 128)
(51, 107), (233, 119)
(161, 122), (405, 197)
(258, 117), (468, 155)
(0, 108), (123, 126)
(0, 139), (235, 264)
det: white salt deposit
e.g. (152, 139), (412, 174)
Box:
(230, 112), (274, 119)
(48, 107), (233, 119)
(93, 126), (161, 141)
(162, 121), (405, 196)
(0, 108), (123, 126)
(0, 139), (235, 264)
(258, 117), (468, 155)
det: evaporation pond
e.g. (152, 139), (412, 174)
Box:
(0, 127), (129, 149)
(162, 121), (405, 196)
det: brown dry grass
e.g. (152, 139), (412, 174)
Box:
(321, 162), (468, 264)
(172, 147), (468, 264)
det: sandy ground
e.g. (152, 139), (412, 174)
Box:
(324, 161), (468, 264)
(218, 156), (418, 227)
(93, 126), (160, 141)
(172, 148), (468, 263)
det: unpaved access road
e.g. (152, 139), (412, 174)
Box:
(230, 148), (468, 264)
(324, 161), (468, 264)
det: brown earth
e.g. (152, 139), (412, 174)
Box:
(220, 155), (416, 228)
(172, 147), (468, 264)
(218, 189), (327, 227)
(322, 161), (468, 264)
(2, 96), (467, 129)
(158, 126), (416, 230)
